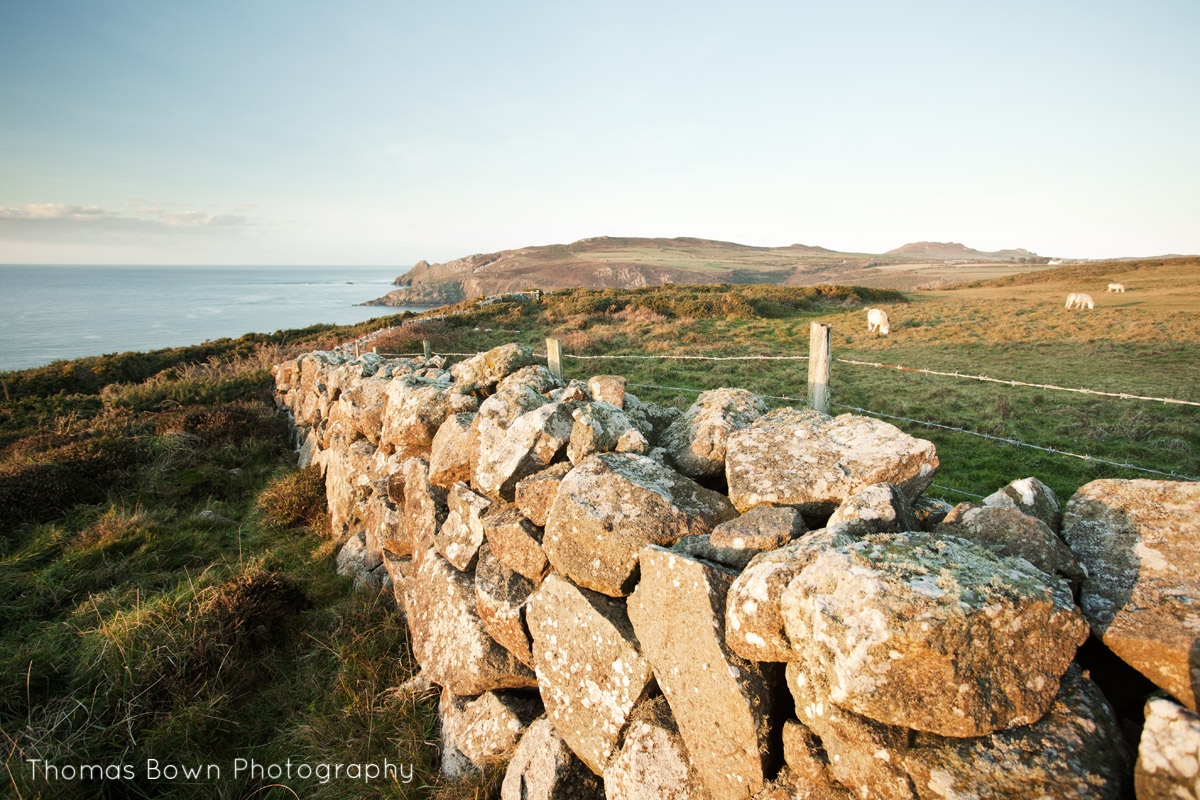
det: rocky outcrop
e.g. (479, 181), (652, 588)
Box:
(1062, 479), (1200, 710)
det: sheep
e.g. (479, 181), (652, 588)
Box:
(866, 308), (890, 335)
(1107, 283), (1126, 293)
(1065, 292), (1094, 310)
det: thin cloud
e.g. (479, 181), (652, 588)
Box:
(0, 202), (254, 241)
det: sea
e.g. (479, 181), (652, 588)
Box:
(0, 265), (420, 373)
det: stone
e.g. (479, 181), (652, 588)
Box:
(429, 412), (477, 489)
(710, 506), (807, 553)
(1136, 697), (1200, 800)
(323, 438), (379, 536)
(549, 379), (591, 403)
(603, 696), (714, 800)
(451, 343), (541, 394)
(483, 502), (550, 582)
(380, 375), (454, 454)
(436, 482), (492, 572)
(336, 530), (385, 590)
(474, 401), (575, 500)
(781, 531), (1088, 737)
(629, 547), (779, 800)
(725, 409), (939, 515)
(381, 548), (412, 605)
(567, 401), (644, 464)
(525, 574), (655, 775)
(362, 491), (406, 558)
(936, 503), (1085, 589)
(910, 495), (954, 532)
(588, 374), (627, 407)
(476, 543), (537, 667)
(623, 393), (683, 444)
(405, 546), (537, 695)
(660, 388), (769, 479)
(440, 687), (542, 769)
(672, 534), (761, 571)
(543, 453), (738, 597)
(982, 476), (1062, 531)
(336, 376), (390, 444)
(752, 769), (855, 800)
(825, 483), (918, 537)
(401, 457), (447, 568)
(788, 661), (1127, 800)
(514, 462), (572, 528)
(781, 719), (832, 785)
(724, 530), (853, 663)
(500, 716), (604, 800)
(1062, 479), (1200, 710)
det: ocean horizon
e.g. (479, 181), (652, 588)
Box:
(0, 265), (421, 373)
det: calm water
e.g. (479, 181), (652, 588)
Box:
(0, 265), (417, 372)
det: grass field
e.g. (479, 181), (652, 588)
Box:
(1, 260), (1196, 798)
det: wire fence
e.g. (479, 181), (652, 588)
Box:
(331, 335), (1200, 486)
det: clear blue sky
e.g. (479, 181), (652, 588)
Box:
(1, 0), (1197, 264)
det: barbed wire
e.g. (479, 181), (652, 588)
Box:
(830, 402), (1198, 482)
(929, 483), (986, 500)
(561, 352), (808, 361)
(835, 358), (1200, 407)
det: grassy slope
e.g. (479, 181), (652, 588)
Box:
(1, 271), (1196, 798)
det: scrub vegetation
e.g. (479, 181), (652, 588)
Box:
(2, 259), (1198, 798)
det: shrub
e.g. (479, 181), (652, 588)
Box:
(256, 466), (327, 529)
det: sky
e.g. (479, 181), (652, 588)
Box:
(1, 0), (1197, 265)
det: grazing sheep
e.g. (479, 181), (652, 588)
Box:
(867, 308), (890, 335)
(1065, 292), (1094, 310)
(1107, 283), (1126, 293)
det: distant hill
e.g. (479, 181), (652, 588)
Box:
(365, 236), (1052, 306)
(885, 241), (1045, 262)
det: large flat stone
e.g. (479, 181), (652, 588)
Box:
(1062, 479), (1200, 710)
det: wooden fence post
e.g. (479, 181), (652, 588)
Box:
(354, 341), (360, 359)
(808, 322), (831, 414)
(423, 340), (432, 360)
(546, 337), (563, 381)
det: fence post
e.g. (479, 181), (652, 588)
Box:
(546, 337), (563, 381)
(354, 341), (360, 359)
(372, 346), (378, 354)
(808, 322), (831, 414)
(423, 340), (432, 360)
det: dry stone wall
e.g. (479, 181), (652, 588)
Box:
(273, 343), (1200, 799)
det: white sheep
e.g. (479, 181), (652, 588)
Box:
(1107, 283), (1126, 293)
(1065, 292), (1094, 310)
(866, 308), (890, 335)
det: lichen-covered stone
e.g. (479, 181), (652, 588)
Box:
(500, 716), (604, 800)
(336, 376), (390, 444)
(405, 546), (536, 695)
(724, 530), (853, 663)
(624, 393), (683, 445)
(910, 495), (954, 532)
(825, 483), (917, 538)
(451, 343), (541, 394)
(474, 402), (575, 500)
(429, 412), (477, 489)
(725, 410), (939, 515)
(788, 661), (1127, 799)
(1136, 697), (1200, 800)
(982, 476), (1062, 531)
(603, 696), (714, 800)
(514, 462), (572, 528)
(710, 505), (807, 553)
(660, 388), (769, 480)
(525, 574), (655, 775)
(483, 502), (550, 582)
(588, 375), (626, 407)
(781, 532), (1087, 737)
(672, 534), (761, 571)
(936, 503), (1085, 589)
(629, 547), (778, 799)
(543, 453), (738, 597)
(436, 482), (492, 572)
(440, 687), (542, 770)
(476, 543), (537, 667)
(380, 374), (454, 454)
(567, 401), (644, 464)
(1063, 479), (1200, 710)
(401, 457), (447, 569)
